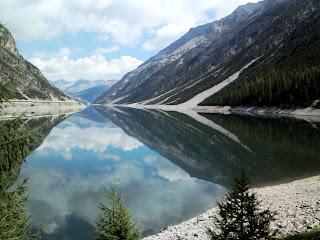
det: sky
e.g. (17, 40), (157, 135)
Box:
(0, 0), (258, 82)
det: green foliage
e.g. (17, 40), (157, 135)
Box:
(0, 178), (46, 240)
(209, 172), (276, 240)
(203, 66), (320, 108)
(0, 178), (32, 240)
(0, 119), (37, 185)
(95, 184), (140, 240)
(0, 118), (45, 239)
(0, 177), (47, 240)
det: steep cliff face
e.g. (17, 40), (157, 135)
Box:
(0, 24), (19, 55)
(96, 0), (320, 108)
(0, 24), (69, 101)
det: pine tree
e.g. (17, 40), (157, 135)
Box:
(0, 119), (45, 240)
(95, 184), (140, 240)
(208, 172), (276, 240)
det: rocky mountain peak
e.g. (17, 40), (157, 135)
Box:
(0, 24), (19, 55)
(0, 22), (70, 101)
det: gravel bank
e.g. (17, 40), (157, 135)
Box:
(144, 175), (320, 240)
(0, 100), (85, 118)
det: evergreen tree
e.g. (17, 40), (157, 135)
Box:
(0, 118), (45, 240)
(0, 178), (31, 240)
(209, 172), (276, 240)
(95, 184), (140, 240)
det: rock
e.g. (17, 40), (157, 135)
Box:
(0, 23), (69, 101)
(143, 175), (320, 240)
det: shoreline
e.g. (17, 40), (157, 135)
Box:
(98, 104), (320, 122)
(143, 175), (320, 240)
(194, 106), (320, 121)
(0, 100), (85, 118)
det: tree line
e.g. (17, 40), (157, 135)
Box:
(203, 65), (320, 108)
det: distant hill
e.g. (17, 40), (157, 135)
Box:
(0, 23), (69, 101)
(51, 79), (74, 91)
(96, 0), (320, 109)
(52, 79), (117, 104)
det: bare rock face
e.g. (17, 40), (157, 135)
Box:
(0, 24), (19, 55)
(0, 24), (69, 101)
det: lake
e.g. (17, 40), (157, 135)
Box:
(2, 106), (320, 239)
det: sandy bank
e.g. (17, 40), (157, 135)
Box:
(144, 175), (320, 239)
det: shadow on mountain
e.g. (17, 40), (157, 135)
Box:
(94, 106), (320, 187)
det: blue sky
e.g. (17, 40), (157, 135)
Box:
(0, 0), (258, 82)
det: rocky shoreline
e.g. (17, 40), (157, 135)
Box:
(143, 175), (320, 240)
(0, 100), (85, 118)
(193, 106), (320, 122)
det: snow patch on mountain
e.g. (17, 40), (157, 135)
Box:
(178, 58), (260, 108)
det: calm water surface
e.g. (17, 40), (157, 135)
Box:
(11, 106), (320, 239)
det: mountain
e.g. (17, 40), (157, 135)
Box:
(71, 85), (110, 104)
(96, 0), (320, 109)
(51, 79), (74, 91)
(52, 79), (116, 104)
(0, 24), (69, 101)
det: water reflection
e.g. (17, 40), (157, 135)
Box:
(4, 106), (320, 239)
(96, 106), (320, 186)
(17, 108), (221, 239)
(0, 115), (68, 239)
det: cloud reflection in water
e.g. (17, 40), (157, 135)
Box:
(19, 110), (222, 239)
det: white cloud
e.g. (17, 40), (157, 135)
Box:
(98, 153), (121, 161)
(29, 48), (142, 81)
(93, 45), (120, 55)
(0, 0), (259, 47)
(57, 47), (71, 57)
(1, 0), (258, 80)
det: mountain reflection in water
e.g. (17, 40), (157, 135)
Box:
(2, 106), (319, 239)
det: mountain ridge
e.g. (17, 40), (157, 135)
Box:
(96, 0), (320, 109)
(52, 79), (117, 104)
(0, 23), (70, 101)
